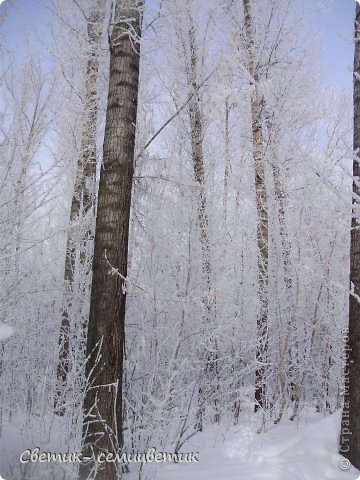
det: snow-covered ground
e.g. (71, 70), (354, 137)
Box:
(1, 408), (359, 479)
(145, 410), (360, 480)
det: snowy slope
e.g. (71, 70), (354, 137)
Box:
(149, 411), (360, 480)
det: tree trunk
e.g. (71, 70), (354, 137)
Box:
(55, 0), (106, 415)
(183, 1), (217, 431)
(340, 3), (360, 468)
(79, 2), (142, 479)
(223, 98), (232, 224)
(242, 0), (269, 413)
(269, 135), (294, 423)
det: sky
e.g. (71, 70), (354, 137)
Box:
(0, 0), (356, 91)
(315, 0), (354, 89)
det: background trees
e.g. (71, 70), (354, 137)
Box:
(55, 0), (107, 416)
(0, 0), (354, 479)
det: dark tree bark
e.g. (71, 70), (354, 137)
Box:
(55, 0), (106, 415)
(242, 0), (269, 413)
(79, 1), (142, 479)
(340, 3), (360, 469)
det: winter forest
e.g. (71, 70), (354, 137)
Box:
(0, 0), (359, 479)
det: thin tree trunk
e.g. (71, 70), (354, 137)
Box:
(242, 0), (269, 413)
(271, 152), (293, 423)
(79, 2), (142, 479)
(55, 0), (106, 415)
(290, 239), (335, 421)
(223, 98), (232, 224)
(183, 1), (217, 431)
(339, 3), (360, 468)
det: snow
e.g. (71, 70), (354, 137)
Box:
(1, 408), (359, 480)
(146, 411), (360, 480)
(0, 324), (14, 341)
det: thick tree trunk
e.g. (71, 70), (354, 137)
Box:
(55, 0), (106, 415)
(242, 0), (269, 413)
(340, 3), (360, 468)
(79, 2), (142, 479)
